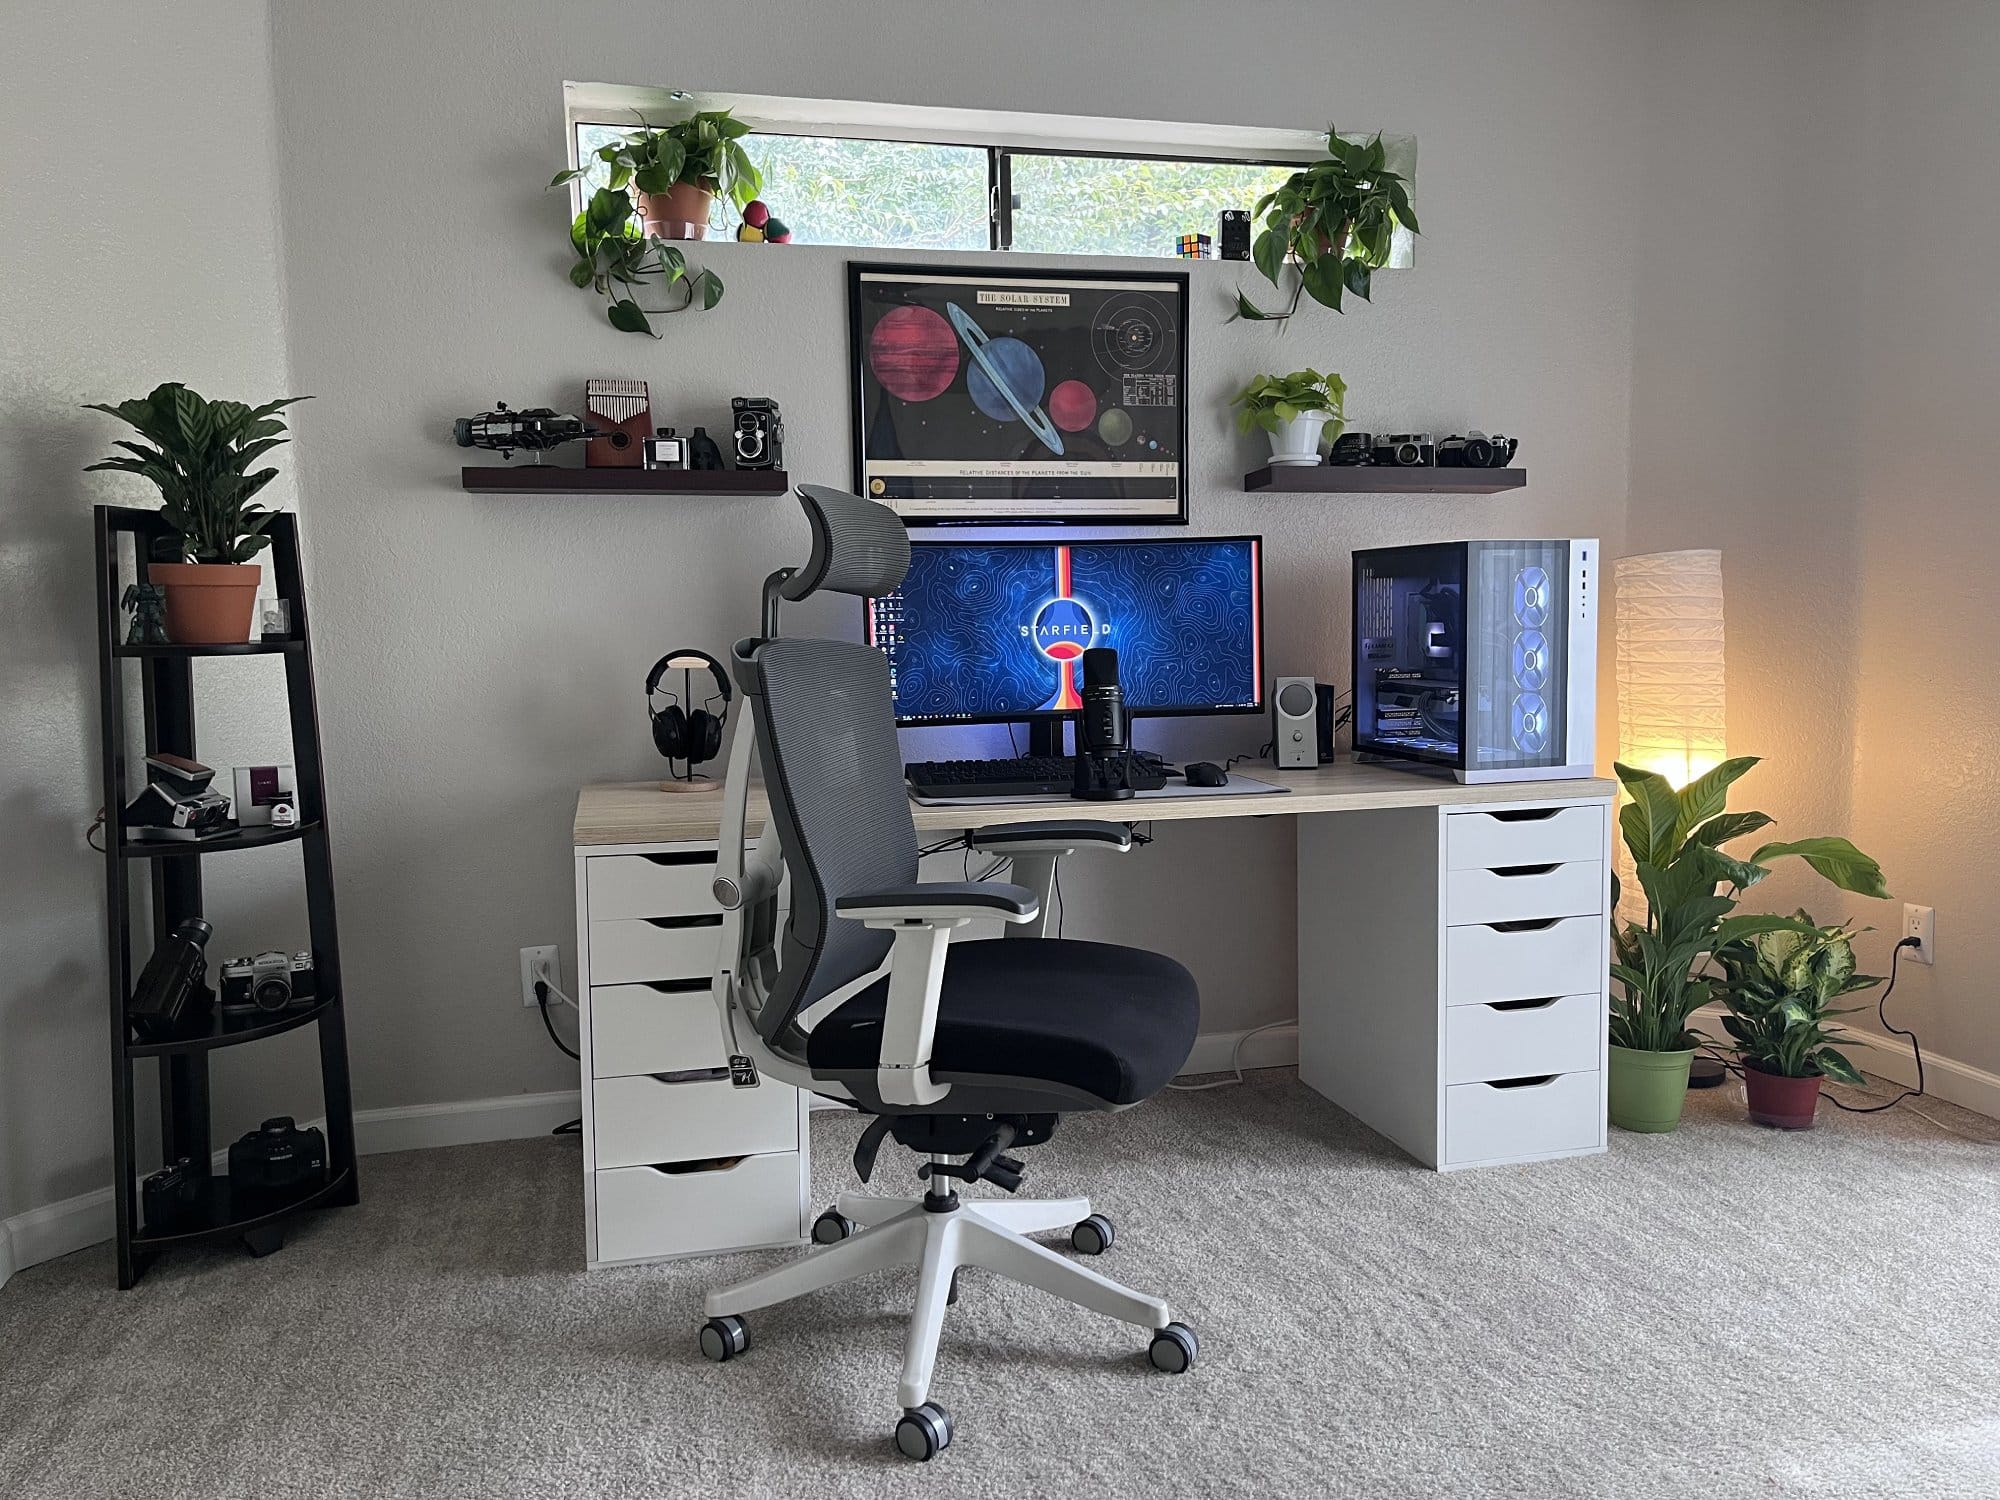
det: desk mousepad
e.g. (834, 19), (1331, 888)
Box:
(911, 772), (1290, 808)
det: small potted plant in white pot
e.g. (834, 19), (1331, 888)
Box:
(1713, 917), (1879, 1129)
(84, 382), (307, 644)
(1232, 368), (1346, 467)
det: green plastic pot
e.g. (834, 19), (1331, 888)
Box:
(1608, 1044), (1696, 1133)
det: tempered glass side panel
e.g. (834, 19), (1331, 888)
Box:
(1353, 543), (1466, 768)
(1465, 540), (1571, 773)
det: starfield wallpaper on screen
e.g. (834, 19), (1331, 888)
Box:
(868, 540), (1262, 723)
(854, 268), (1187, 521)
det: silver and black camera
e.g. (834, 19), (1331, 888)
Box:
(1436, 431), (1519, 468)
(1328, 431), (1374, 466)
(1371, 433), (1435, 467)
(730, 396), (783, 470)
(220, 950), (317, 1018)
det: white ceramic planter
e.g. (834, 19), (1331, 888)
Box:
(1266, 411), (1331, 466)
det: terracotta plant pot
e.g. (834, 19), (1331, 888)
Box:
(1743, 1063), (1823, 1130)
(1608, 1044), (1696, 1133)
(637, 180), (714, 240)
(149, 562), (261, 645)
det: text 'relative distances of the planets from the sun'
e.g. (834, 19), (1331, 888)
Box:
(852, 265), (1189, 525)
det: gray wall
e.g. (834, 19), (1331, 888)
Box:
(263, 0), (1639, 1118)
(0, 1), (302, 1225)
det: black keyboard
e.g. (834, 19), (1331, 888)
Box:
(905, 753), (1169, 799)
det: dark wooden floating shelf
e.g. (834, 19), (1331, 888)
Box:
(1244, 466), (1528, 495)
(132, 1166), (355, 1251)
(127, 994), (340, 1058)
(461, 466), (790, 496)
(121, 822), (321, 859)
(114, 640), (303, 658)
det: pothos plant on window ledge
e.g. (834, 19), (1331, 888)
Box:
(1235, 130), (1418, 323)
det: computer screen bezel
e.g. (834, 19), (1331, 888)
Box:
(864, 534), (1266, 727)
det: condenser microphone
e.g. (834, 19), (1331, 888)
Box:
(1079, 648), (1127, 753)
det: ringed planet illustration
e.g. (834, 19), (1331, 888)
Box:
(944, 301), (1065, 456)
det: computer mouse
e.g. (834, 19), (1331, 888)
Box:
(1184, 761), (1227, 787)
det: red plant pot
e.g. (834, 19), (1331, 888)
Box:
(1743, 1063), (1822, 1130)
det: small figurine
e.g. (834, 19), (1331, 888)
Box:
(737, 200), (771, 242)
(123, 582), (170, 645)
(687, 426), (726, 470)
(763, 217), (792, 244)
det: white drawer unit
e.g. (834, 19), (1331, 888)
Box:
(1298, 796), (1612, 1171)
(593, 1155), (807, 1266)
(1445, 994), (1603, 1085)
(590, 981), (727, 1078)
(575, 836), (809, 1269)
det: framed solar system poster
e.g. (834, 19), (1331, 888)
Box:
(849, 262), (1190, 526)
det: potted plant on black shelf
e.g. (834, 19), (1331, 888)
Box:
(84, 383), (307, 644)
(1713, 918), (1879, 1130)
(1608, 757), (1888, 1134)
(1232, 368), (1347, 467)
(1235, 130), (1418, 322)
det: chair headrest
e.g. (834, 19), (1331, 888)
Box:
(779, 485), (911, 602)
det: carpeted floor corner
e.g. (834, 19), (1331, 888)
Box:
(1, 1073), (1996, 1499)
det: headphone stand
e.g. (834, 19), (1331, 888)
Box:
(658, 665), (715, 793)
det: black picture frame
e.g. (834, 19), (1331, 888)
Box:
(848, 261), (1191, 527)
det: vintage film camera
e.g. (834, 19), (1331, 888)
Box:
(730, 396), (784, 470)
(1371, 433), (1436, 467)
(1436, 431), (1520, 468)
(220, 950), (318, 1018)
(1328, 431), (1374, 466)
(228, 1117), (327, 1193)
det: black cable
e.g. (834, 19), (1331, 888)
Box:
(1820, 938), (1925, 1114)
(535, 979), (579, 1061)
(1052, 859), (1065, 938)
(551, 1119), (581, 1136)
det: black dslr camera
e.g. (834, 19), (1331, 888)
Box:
(1436, 431), (1519, 468)
(228, 1117), (327, 1193)
(730, 396), (783, 470)
(1328, 431), (1374, 466)
(1371, 433), (1436, 467)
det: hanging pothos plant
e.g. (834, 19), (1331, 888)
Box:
(1235, 130), (1418, 323)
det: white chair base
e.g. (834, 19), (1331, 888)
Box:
(704, 1191), (1172, 1410)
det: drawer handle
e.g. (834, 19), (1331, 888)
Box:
(1489, 863), (1559, 878)
(646, 1155), (747, 1176)
(1487, 997), (1559, 1011)
(1484, 1075), (1558, 1090)
(1487, 917), (1561, 932)
(641, 915), (724, 931)
(650, 1067), (731, 1085)
(1486, 808), (1560, 823)
(640, 852), (715, 868)
(640, 979), (709, 995)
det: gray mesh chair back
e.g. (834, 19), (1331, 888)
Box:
(780, 484), (911, 602)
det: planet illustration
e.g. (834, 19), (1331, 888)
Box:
(944, 302), (1064, 456)
(868, 305), (960, 402)
(1097, 407), (1134, 446)
(1048, 379), (1097, 433)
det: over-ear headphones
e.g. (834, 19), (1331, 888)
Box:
(646, 649), (732, 767)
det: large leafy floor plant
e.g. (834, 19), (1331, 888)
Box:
(1610, 757), (1889, 1054)
(1713, 919), (1879, 1085)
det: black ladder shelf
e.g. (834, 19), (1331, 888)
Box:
(93, 506), (359, 1287)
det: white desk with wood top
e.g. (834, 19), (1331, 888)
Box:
(571, 761), (1616, 1269)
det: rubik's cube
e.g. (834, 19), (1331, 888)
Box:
(1175, 234), (1214, 259)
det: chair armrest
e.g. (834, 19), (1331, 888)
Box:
(969, 820), (1134, 855)
(835, 881), (1040, 924)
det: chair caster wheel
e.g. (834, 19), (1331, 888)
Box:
(699, 1315), (749, 1363)
(895, 1401), (953, 1461)
(811, 1208), (855, 1244)
(1069, 1213), (1115, 1255)
(1148, 1322), (1198, 1374)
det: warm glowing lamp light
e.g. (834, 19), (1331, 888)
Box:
(1615, 549), (1726, 792)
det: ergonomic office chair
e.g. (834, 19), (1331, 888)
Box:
(702, 485), (1202, 1461)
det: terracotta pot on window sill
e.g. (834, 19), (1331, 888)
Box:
(149, 563), (261, 644)
(637, 180), (715, 240)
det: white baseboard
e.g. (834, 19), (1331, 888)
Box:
(0, 1089), (585, 1294)
(1690, 1004), (2000, 1120)
(1181, 1023), (1299, 1077)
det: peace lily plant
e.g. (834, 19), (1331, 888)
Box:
(1607, 756), (1888, 1133)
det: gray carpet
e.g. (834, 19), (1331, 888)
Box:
(2, 1074), (1996, 1499)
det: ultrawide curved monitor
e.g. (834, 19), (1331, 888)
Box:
(864, 537), (1264, 726)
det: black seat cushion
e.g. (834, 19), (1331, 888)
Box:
(806, 938), (1200, 1107)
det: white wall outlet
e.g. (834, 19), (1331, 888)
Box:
(519, 944), (561, 1006)
(1902, 904), (1935, 966)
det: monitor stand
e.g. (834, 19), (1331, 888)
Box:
(1024, 719), (1070, 758)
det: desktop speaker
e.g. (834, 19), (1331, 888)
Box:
(1273, 677), (1320, 769)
